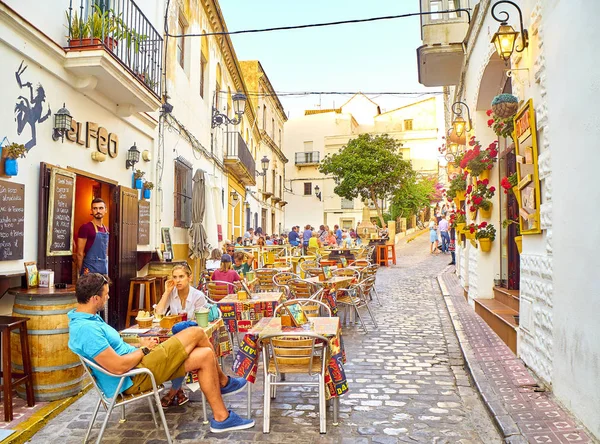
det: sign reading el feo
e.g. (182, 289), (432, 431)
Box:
(513, 99), (542, 235)
(61, 117), (119, 159)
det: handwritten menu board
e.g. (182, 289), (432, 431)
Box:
(47, 168), (76, 256)
(138, 200), (150, 245)
(0, 180), (25, 261)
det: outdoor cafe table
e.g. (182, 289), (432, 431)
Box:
(305, 276), (354, 316)
(291, 255), (316, 274)
(218, 291), (285, 333)
(232, 316), (348, 418)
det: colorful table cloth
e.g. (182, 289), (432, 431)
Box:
(218, 291), (285, 332)
(232, 317), (348, 400)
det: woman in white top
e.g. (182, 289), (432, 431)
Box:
(155, 264), (207, 320)
(154, 263), (207, 408)
(206, 248), (222, 271)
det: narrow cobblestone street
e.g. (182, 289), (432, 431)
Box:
(29, 234), (501, 443)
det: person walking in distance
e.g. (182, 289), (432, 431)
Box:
(429, 217), (439, 254)
(76, 198), (109, 276)
(438, 215), (450, 253)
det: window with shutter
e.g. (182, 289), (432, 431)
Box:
(174, 157), (193, 228)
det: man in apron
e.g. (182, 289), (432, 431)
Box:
(76, 198), (109, 276)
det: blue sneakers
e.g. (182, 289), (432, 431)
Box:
(220, 376), (247, 397)
(210, 410), (255, 433)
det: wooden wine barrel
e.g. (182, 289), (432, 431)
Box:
(147, 260), (187, 276)
(9, 287), (86, 401)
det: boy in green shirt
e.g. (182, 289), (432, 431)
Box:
(233, 251), (254, 275)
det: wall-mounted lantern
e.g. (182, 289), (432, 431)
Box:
(52, 103), (72, 142)
(490, 1), (529, 62)
(451, 101), (473, 138)
(126, 143), (140, 169)
(212, 93), (247, 128)
(256, 155), (270, 176)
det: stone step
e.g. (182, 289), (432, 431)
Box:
(493, 286), (520, 312)
(474, 298), (518, 354)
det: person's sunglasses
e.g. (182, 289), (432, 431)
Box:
(92, 273), (109, 297)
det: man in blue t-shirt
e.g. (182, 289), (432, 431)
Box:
(68, 273), (254, 434)
(334, 224), (343, 246)
(287, 226), (300, 246)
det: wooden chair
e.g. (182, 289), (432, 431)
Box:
(255, 268), (278, 291)
(207, 280), (233, 302)
(126, 277), (157, 327)
(273, 272), (300, 297)
(78, 355), (171, 444)
(260, 332), (336, 433)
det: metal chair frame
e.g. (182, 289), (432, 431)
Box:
(363, 264), (382, 305)
(274, 298), (332, 318)
(287, 278), (320, 300)
(78, 356), (172, 444)
(272, 272), (300, 297)
(336, 276), (379, 333)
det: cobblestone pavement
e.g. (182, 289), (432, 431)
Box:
(28, 234), (501, 443)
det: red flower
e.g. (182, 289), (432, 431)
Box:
(483, 178), (489, 185)
(487, 164), (493, 170)
(487, 119), (494, 127)
(469, 227), (475, 233)
(480, 221), (488, 228)
(486, 109), (493, 117)
(473, 196), (483, 205)
(469, 206), (475, 212)
(466, 185), (473, 194)
(489, 186), (496, 193)
(500, 177), (512, 190)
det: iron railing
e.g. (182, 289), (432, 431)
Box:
(66, 0), (163, 97)
(295, 151), (320, 164)
(226, 132), (255, 179)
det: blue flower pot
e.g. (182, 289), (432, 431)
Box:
(5, 158), (18, 176)
(143, 188), (151, 199)
(134, 178), (143, 189)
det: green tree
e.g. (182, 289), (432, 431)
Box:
(319, 133), (412, 226)
(390, 175), (436, 220)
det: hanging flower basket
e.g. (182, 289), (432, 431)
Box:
(480, 204), (493, 219)
(478, 238), (492, 252)
(456, 190), (466, 200)
(491, 94), (519, 118)
(464, 230), (476, 240)
(469, 210), (477, 220)
(455, 223), (466, 233)
(514, 236), (522, 254)
(478, 169), (490, 181)
(512, 186), (521, 207)
(143, 188), (151, 199)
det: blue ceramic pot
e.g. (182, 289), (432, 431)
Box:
(143, 188), (151, 199)
(134, 178), (143, 189)
(5, 158), (18, 176)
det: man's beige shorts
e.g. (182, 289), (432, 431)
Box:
(124, 336), (188, 395)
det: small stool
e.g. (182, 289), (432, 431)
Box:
(377, 244), (397, 267)
(126, 277), (157, 327)
(0, 316), (35, 421)
(151, 275), (169, 304)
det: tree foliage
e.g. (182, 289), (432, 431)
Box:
(390, 175), (437, 220)
(319, 134), (413, 226)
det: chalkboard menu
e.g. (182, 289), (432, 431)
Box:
(0, 180), (25, 261)
(138, 200), (150, 245)
(47, 168), (76, 256)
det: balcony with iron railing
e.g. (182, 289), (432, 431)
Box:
(225, 132), (256, 186)
(63, 0), (163, 113)
(417, 0), (470, 87)
(295, 151), (320, 166)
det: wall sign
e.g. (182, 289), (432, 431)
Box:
(47, 168), (76, 255)
(514, 99), (542, 235)
(0, 179), (25, 261)
(138, 200), (150, 245)
(62, 118), (119, 159)
(161, 227), (173, 258)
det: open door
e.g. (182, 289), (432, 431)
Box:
(110, 186), (138, 329)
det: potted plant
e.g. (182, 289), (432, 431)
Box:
(503, 219), (522, 254)
(487, 108), (515, 140)
(460, 137), (498, 179)
(65, 11), (95, 47)
(3, 143), (26, 176)
(464, 222), (478, 240)
(143, 181), (154, 199)
(446, 172), (468, 203)
(466, 179), (496, 219)
(500, 172), (520, 206)
(450, 210), (466, 233)
(88, 5), (119, 50)
(475, 221), (496, 252)
(133, 169), (145, 189)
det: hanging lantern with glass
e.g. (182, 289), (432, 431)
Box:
(490, 1), (529, 63)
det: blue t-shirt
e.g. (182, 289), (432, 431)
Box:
(302, 230), (312, 244)
(335, 229), (343, 242)
(68, 309), (137, 397)
(288, 231), (299, 245)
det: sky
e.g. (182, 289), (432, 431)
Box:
(218, 0), (442, 118)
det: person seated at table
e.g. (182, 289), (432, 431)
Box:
(234, 236), (243, 247)
(233, 251), (254, 276)
(341, 231), (353, 248)
(211, 254), (242, 293)
(325, 230), (338, 246)
(206, 248), (222, 272)
(287, 226), (300, 247)
(256, 236), (266, 247)
(265, 235), (274, 246)
(154, 264), (208, 407)
(68, 273), (254, 433)
(308, 231), (322, 253)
